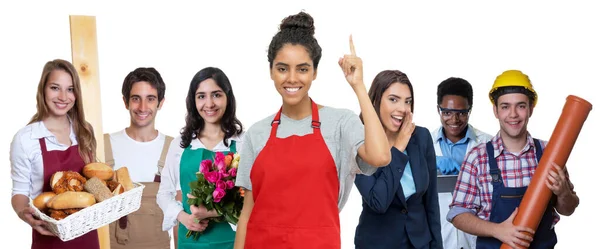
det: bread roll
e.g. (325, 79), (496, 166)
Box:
(47, 191), (96, 210)
(115, 167), (134, 191)
(83, 162), (114, 180)
(50, 171), (86, 194)
(84, 177), (113, 202)
(32, 192), (56, 212)
(112, 184), (124, 195)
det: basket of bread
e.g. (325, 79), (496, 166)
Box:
(29, 162), (145, 241)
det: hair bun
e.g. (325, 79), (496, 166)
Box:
(279, 11), (315, 35)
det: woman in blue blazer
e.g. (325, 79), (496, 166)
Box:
(355, 70), (442, 249)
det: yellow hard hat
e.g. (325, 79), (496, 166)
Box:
(489, 70), (537, 107)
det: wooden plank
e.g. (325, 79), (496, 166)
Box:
(69, 15), (110, 249)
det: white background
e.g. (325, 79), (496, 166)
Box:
(1, 1), (598, 248)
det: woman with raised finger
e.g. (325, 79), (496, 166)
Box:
(233, 11), (391, 249)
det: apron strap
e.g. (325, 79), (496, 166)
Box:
(230, 139), (237, 152)
(103, 133), (115, 167)
(38, 138), (48, 153)
(269, 98), (321, 139)
(156, 135), (174, 180)
(485, 141), (502, 186)
(533, 138), (543, 162)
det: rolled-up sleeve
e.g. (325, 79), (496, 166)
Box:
(157, 137), (184, 231)
(11, 132), (31, 197)
(446, 148), (481, 222)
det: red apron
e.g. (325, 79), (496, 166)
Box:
(31, 138), (100, 249)
(246, 100), (340, 249)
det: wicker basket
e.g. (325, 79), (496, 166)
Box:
(29, 182), (145, 241)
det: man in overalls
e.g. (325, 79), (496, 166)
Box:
(446, 70), (579, 249)
(104, 67), (178, 249)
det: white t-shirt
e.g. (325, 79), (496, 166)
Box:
(108, 129), (168, 182)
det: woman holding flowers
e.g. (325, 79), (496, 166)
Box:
(233, 11), (391, 249)
(157, 67), (244, 249)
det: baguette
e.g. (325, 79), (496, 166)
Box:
(47, 191), (96, 210)
(115, 167), (134, 191)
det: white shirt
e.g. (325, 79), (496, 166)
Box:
(109, 129), (167, 182)
(10, 120), (78, 198)
(156, 134), (244, 231)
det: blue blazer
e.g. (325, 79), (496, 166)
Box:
(354, 126), (442, 249)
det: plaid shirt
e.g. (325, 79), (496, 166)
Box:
(449, 132), (562, 226)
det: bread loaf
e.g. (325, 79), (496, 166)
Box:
(83, 162), (114, 180)
(84, 177), (113, 202)
(33, 192), (56, 212)
(47, 191), (96, 209)
(115, 167), (134, 191)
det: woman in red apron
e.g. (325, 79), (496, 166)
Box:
(233, 12), (392, 249)
(10, 59), (100, 249)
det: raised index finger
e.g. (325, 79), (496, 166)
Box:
(349, 35), (356, 55)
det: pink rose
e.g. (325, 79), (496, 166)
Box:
(200, 160), (212, 174)
(204, 171), (221, 183)
(220, 170), (230, 178)
(215, 180), (226, 190)
(217, 160), (226, 173)
(212, 188), (226, 203)
(228, 167), (237, 177)
(214, 152), (225, 167)
(225, 180), (235, 190)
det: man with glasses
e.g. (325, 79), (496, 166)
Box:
(431, 77), (492, 249)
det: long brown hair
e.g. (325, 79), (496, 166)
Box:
(28, 59), (97, 164)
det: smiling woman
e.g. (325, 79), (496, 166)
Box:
(10, 59), (99, 249)
(354, 70), (443, 249)
(232, 11), (391, 249)
(156, 66), (244, 249)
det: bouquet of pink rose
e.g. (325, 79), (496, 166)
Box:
(186, 151), (244, 240)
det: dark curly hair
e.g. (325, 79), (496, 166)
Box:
(268, 11), (322, 69)
(437, 77), (473, 108)
(180, 67), (243, 149)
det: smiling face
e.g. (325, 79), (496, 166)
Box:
(379, 82), (412, 134)
(439, 94), (470, 142)
(270, 44), (317, 107)
(494, 93), (533, 140)
(44, 69), (76, 118)
(125, 81), (163, 129)
(195, 78), (227, 125)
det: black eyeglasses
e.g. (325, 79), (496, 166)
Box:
(438, 106), (471, 119)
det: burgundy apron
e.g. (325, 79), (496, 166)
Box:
(31, 138), (100, 249)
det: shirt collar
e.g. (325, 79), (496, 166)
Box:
(191, 134), (241, 151)
(30, 116), (76, 141)
(465, 125), (477, 141)
(491, 131), (535, 158)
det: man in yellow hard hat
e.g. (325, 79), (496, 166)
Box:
(445, 70), (579, 249)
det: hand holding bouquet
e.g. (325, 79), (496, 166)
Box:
(186, 152), (244, 239)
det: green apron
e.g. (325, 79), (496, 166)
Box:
(177, 141), (237, 249)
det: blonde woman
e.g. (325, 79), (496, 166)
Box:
(10, 59), (99, 249)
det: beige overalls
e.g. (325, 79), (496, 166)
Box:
(104, 133), (180, 249)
